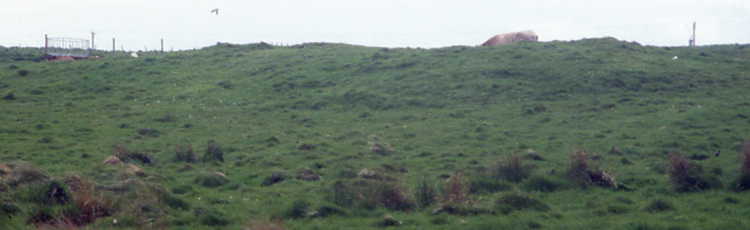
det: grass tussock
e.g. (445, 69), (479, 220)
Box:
(442, 172), (468, 205)
(60, 175), (112, 226)
(667, 152), (714, 192)
(113, 144), (152, 165)
(568, 150), (616, 188)
(202, 140), (224, 163)
(174, 143), (197, 163)
(326, 177), (414, 212)
(415, 178), (437, 208)
(492, 153), (534, 183)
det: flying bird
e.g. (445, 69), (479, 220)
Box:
(211, 8), (219, 15)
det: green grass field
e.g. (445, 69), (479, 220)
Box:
(1, 38), (750, 229)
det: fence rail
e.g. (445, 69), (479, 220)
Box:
(45, 35), (90, 57)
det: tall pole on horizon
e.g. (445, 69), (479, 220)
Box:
(692, 22), (696, 46)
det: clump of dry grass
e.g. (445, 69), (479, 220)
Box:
(442, 172), (468, 205)
(113, 144), (152, 164)
(326, 175), (414, 211)
(568, 150), (616, 188)
(667, 152), (711, 192)
(61, 174), (112, 226)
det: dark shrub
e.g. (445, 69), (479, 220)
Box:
(1, 92), (16, 100)
(376, 180), (414, 211)
(492, 153), (534, 183)
(195, 172), (229, 188)
(17, 69), (29, 76)
(45, 180), (70, 205)
(202, 140), (224, 162)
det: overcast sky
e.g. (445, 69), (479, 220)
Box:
(2, 0), (749, 51)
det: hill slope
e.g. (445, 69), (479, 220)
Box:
(1, 39), (750, 229)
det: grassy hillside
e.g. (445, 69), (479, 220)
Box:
(1, 38), (750, 229)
